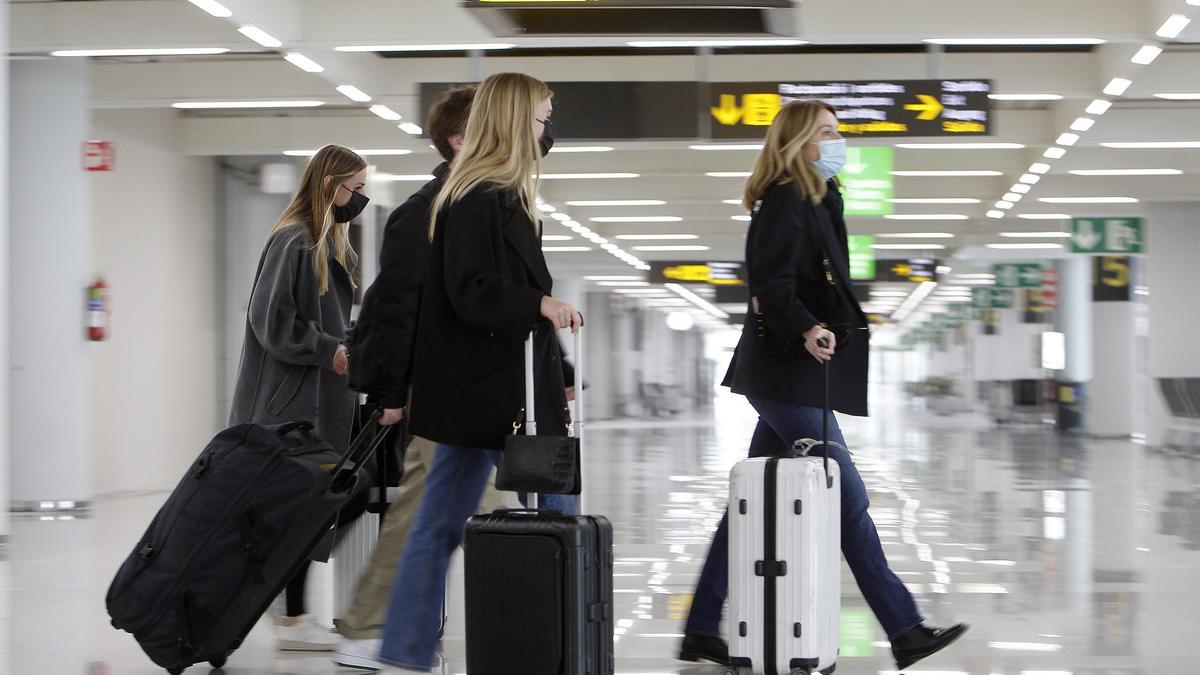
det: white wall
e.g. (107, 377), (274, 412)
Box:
(89, 109), (220, 495)
(0, 0), (9, 533)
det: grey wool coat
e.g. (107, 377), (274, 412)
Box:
(230, 224), (356, 454)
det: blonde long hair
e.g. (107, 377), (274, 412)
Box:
(430, 73), (552, 237)
(743, 100), (839, 210)
(269, 144), (366, 294)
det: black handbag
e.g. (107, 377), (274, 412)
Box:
(496, 328), (583, 496)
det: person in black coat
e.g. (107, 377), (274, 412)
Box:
(376, 73), (581, 674)
(678, 101), (968, 672)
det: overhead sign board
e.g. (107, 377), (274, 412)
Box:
(847, 235), (876, 280)
(972, 287), (1013, 309)
(710, 79), (993, 138)
(994, 263), (1044, 289)
(877, 258), (940, 283)
(648, 260), (746, 285)
(842, 147), (894, 216)
(1072, 217), (1145, 255)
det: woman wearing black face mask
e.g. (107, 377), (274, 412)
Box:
(229, 143), (369, 651)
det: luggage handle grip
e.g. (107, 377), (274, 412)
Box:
(490, 507), (566, 517)
(329, 409), (390, 483)
(816, 337), (834, 490)
(521, 323), (585, 512)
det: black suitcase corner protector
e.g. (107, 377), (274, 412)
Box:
(731, 657), (753, 668)
(791, 656), (820, 669)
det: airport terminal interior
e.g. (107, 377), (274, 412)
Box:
(2, 0), (1200, 673)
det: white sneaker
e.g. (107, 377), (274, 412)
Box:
(333, 637), (384, 670)
(275, 614), (338, 651)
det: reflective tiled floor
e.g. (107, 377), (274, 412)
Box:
(3, 384), (1198, 674)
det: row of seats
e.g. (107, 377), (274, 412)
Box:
(1158, 378), (1200, 454)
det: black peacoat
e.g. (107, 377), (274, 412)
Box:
(723, 179), (871, 416)
(408, 183), (571, 450)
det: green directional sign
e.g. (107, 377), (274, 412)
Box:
(994, 263), (1044, 289)
(841, 147), (894, 217)
(972, 287), (993, 309)
(973, 287), (1015, 308)
(992, 288), (1015, 308)
(1072, 217), (1145, 254)
(847, 235), (876, 279)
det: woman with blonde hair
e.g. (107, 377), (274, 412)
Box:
(678, 101), (968, 671)
(229, 143), (369, 651)
(374, 72), (580, 674)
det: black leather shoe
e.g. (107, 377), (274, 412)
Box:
(892, 623), (969, 670)
(678, 633), (730, 665)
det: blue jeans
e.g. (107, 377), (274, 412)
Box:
(378, 443), (575, 671)
(684, 397), (923, 640)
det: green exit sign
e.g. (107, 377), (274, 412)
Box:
(841, 147), (894, 217)
(1072, 217), (1145, 254)
(994, 263), (1044, 289)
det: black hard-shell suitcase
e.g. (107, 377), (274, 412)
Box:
(106, 416), (389, 674)
(464, 511), (614, 675)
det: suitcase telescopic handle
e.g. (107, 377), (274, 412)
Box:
(817, 336), (834, 490)
(329, 409), (390, 482)
(521, 321), (585, 511)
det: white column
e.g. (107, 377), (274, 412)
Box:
(0, 0), (10, 537)
(1056, 257), (1093, 430)
(1091, 257), (1139, 437)
(8, 59), (91, 510)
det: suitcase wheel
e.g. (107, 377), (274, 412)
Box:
(209, 655), (227, 669)
(167, 669), (185, 675)
(719, 668), (739, 675)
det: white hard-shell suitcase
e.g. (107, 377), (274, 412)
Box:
(725, 343), (842, 675)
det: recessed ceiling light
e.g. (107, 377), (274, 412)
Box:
(1070, 117), (1095, 132)
(536, 203), (557, 213)
(1085, 99), (1112, 115)
(173, 100), (324, 109)
(1012, 184), (1032, 194)
(872, 243), (948, 250)
(886, 198), (981, 204)
(368, 105), (402, 121)
(890, 170), (1003, 177)
(925, 38), (1104, 45)
(1157, 14), (1192, 39)
(1102, 141), (1200, 149)
(884, 214), (969, 220)
(335, 43), (516, 52)
(542, 173), (640, 180)
(543, 246), (593, 252)
(336, 85), (372, 102)
(187, 0), (232, 18)
(585, 276), (644, 281)
(706, 171), (752, 178)
(550, 212), (571, 222)
(398, 122), (423, 135)
(53, 48), (231, 57)
(614, 234), (700, 240)
(1000, 231), (1072, 237)
(284, 52), (324, 73)
(996, 201), (1015, 209)
(541, 235), (573, 241)
(1038, 196), (1138, 204)
(566, 200), (666, 207)
(632, 245), (712, 251)
(596, 281), (650, 287)
(894, 143), (1025, 150)
(1030, 163), (1052, 174)
(1103, 77), (1132, 96)
(1154, 93), (1200, 100)
(627, 39), (808, 48)
(988, 93), (1064, 101)
(987, 210), (1005, 219)
(1017, 213), (1072, 220)
(1003, 192), (1022, 202)
(1019, 174), (1041, 185)
(1057, 133), (1080, 146)
(987, 243), (1064, 250)
(238, 25), (283, 49)
(1043, 147), (1067, 159)
(876, 232), (956, 238)
(547, 146), (614, 154)
(590, 216), (682, 223)
(689, 144), (764, 151)
(1068, 168), (1181, 176)
(731, 215), (752, 222)
(372, 173), (436, 182)
(1131, 45), (1163, 65)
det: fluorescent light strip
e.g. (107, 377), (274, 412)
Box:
(369, 105), (402, 121)
(541, 235), (573, 241)
(1070, 117), (1095, 131)
(1029, 163), (1051, 174)
(336, 85), (372, 102)
(1157, 14), (1192, 39)
(723, 199), (743, 205)
(987, 210), (1005, 219)
(1132, 45), (1163, 65)
(1102, 141), (1200, 149)
(335, 43), (516, 52)
(614, 234), (699, 240)
(566, 200), (666, 207)
(988, 93), (1063, 101)
(1038, 196), (1138, 203)
(1012, 184), (1032, 194)
(892, 281), (938, 322)
(372, 174), (436, 182)
(285, 148), (412, 157)
(926, 38), (1104, 45)
(890, 170), (1002, 177)
(595, 281), (648, 286)
(628, 39), (808, 48)
(585, 276), (644, 281)
(53, 48), (230, 57)
(1017, 213), (1072, 219)
(706, 171), (752, 178)
(542, 173), (639, 180)
(1069, 168), (1181, 176)
(1003, 192), (1023, 202)
(996, 201), (1015, 209)
(1086, 99), (1112, 115)
(1104, 77), (1132, 96)
(1154, 93), (1200, 100)
(1000, 231), (1072, 237)
(398, 122), (423, 135)
(887, 198), (981, 204)
(284, 52), (324, 73)
(1043, 147), (1066, 159)
(238, 25), (282, 49)
(1019, 174), (1041, 184)
(987, 243), (1064, 250)
(690, 144), (764, 151)
(632, 245), (711, 251)
(895, 143), (1024, 150)
(732, 215), (752, 222)
(590, 216), (682, 223)
(548, 146), (614, 153)
(543, 246), (593, 252)
(173, 100), (323, 109)
(884, 214), (968, 220)
(876, 232), (955, 238)
(873, 243), (948, 250)
(665, 283), (729, 319)
(187, 0), (232, 18)
(1057, 133), (1080, 146)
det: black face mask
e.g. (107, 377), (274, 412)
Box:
(333, 185), (369, 222)
(537, 118), (555, 157)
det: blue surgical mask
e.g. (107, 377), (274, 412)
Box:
(811, 138), (847, 180)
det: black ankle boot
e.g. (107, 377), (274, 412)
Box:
(678, 633), (730, 665)
(891, 623), (969, 669)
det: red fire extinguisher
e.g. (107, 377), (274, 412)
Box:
(88, 277), (109, 341)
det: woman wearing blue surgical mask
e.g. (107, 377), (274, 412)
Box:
(677, 101), (968, 671)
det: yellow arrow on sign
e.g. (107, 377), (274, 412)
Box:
(904, 94), (944, 121)
(710, 94), (744, 126)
